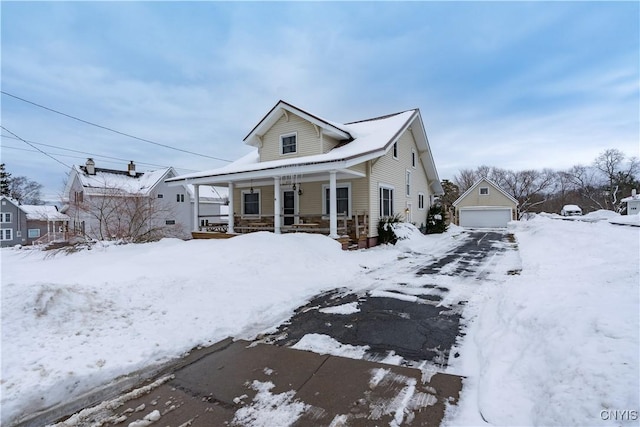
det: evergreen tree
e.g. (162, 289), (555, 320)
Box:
(0, 163), (11, 197)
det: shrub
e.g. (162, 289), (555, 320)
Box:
(425, 204), (448, 234)
(377, 213), (404, 244)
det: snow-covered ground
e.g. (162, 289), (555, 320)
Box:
(1, 217), (638, 426)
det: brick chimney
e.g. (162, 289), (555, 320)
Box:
(128, 161), (136, 177)
(86, 158), (96, 175)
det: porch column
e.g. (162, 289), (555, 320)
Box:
(193, 184), (200, 233)
(274, 176), (281, 234)
(227, 182), (235, 234)
(329, 170), (338, 238)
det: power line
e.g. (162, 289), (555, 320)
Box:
(0, 134), (198, 171)
(1, 90), (232, 163)
(1, 126), (72, 169)
(2, 145), (197, 172)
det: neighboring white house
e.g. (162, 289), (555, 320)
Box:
(166, 100), (443, 247)
(621, 189), (640, 215)
(452, 178), (518, 228)
(61, 159), (226, 241)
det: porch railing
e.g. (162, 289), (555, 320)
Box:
(199, 211), (369, 240)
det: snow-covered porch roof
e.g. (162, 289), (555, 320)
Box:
(166, 150), (367, 188)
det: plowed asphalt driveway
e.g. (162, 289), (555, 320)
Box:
(36, 230), (518, 427)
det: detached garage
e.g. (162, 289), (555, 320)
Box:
(453, 178), (518, 228)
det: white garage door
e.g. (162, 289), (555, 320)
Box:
(459, 208), (512, 228)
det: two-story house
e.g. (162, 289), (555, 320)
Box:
(0, 196), (70, 247)
(166, 100), (443, 247)
(61, 159), (226, 242)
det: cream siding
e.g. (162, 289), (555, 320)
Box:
(322, 134), (341, 153)
(259, 113), (323, 162)
(368, 128), (431, 237)
(233, 185), (275, 217)
(455, 180), (517, 208)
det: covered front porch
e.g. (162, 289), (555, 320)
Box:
(183, 165), (373, 247)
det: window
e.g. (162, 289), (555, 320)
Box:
(406, 170), (412, 196)
(418, 193), (425, 210)
(157, 194), (164, 199)
(323, 184), (351, 216)
(1, 229), (12, 241)
(281, 133), (297, 155)
(165, 220), (176, 225)
(242, 190), (261, 216)
(0, 212), (11, 223)
(379, 186), (394, 217)
(411, 150), (416, 168)
(74, 191), (83, 203)
(28, 229), (40, 238)
(479, 187), (489, 195)
(176, 194), (185, 202)
(392, 142), (398, 159)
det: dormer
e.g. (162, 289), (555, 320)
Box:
(243, 100), (353, 163)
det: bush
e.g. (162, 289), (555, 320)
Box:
(425, 204), (448, 234)
(377, 213), (404, 244)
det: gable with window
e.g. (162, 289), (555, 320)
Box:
(281, 133), (297, 155)
(479, 187), (489, 195)
(0, 212), (11, 223)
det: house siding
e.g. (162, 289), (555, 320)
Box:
(368, 128), (431, 237)
(456, 179), (517, 208)
(259, 113), (322, 162)
(0, 199), (27, 247)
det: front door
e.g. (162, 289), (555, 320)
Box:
(283, 190), (296, 225)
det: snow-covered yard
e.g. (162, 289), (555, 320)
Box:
(1, 215), (638, 426)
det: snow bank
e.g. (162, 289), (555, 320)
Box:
(0, 233), (374, 425)
(447, 216), (640, 426)
(610, 213), (640, 226)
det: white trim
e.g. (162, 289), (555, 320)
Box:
(0, 212), (11, 223)
(281, 187), (299, 225)
(453, 178), (519, 207)
(322, 182), (352, 218)
(280, 132), (298, 156)
(479, 187), (489, 195)
(392, 142), (398, 159)
(28, 228), (41, 238)
(418, 192), (425, 210)
(241, 189), (261, 217)
(411, 149), (417, 168)
(379, 183), (395, 217)
(406, 170), (412, 196)
(1, 228), (13, 241)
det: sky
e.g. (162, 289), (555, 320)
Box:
(1, 1), (638, 201)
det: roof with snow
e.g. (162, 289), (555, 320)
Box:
(452, 178), (519, 206)
(20, 205), (70, 221)
(621, 194), (640, 203)
(167, 101), (442, 194)
(71, 165), (174, 196)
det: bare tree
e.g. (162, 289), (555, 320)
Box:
(593, 149), (640, 211)
(8, 175), (44, 205)
(70, 184), (184, 243)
